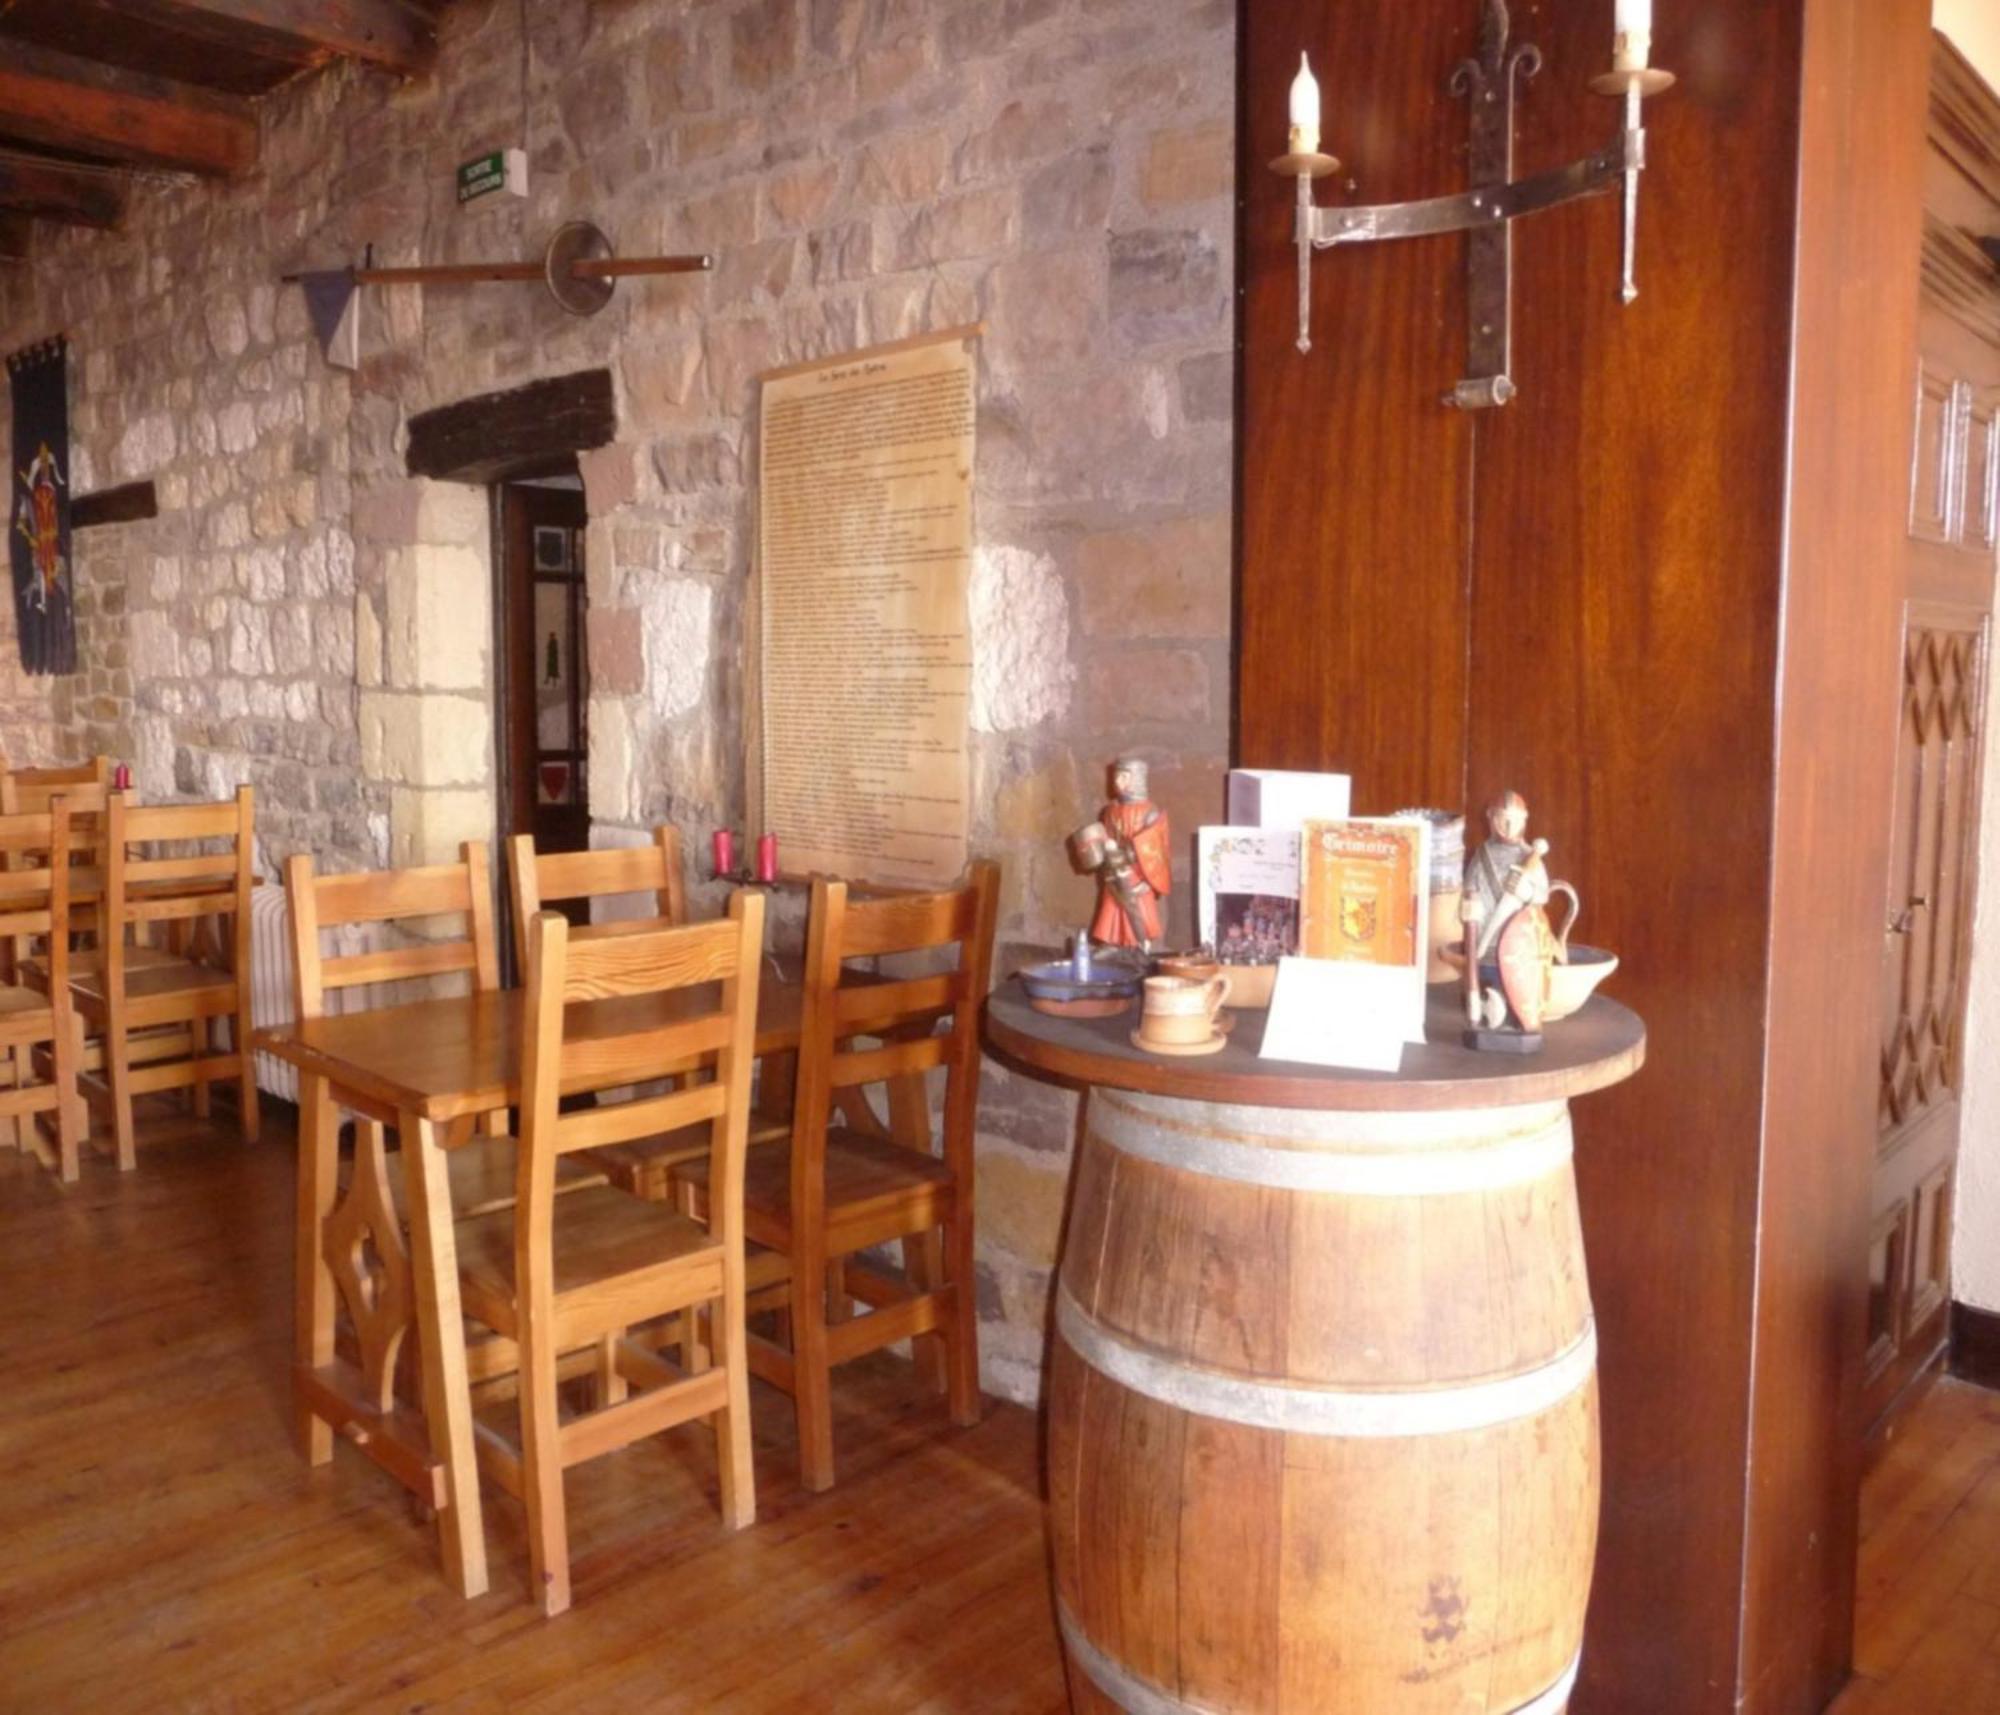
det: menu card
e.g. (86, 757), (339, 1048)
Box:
(1259, 816), (1431, 1065)
(1197, 827), (1300, 960)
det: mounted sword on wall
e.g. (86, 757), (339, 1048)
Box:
(280, 220), (712, 370)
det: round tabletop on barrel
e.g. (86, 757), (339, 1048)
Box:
(986, 980), (1645, 1111)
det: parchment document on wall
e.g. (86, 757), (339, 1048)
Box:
(757, 328), (976, 887)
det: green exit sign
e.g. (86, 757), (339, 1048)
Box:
(457, 147), (526, 204)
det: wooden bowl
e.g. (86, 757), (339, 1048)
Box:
(1157, 955), (1278, 1011)
(1218, 962), (1277, 1009)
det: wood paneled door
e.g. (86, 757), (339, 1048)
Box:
(1868, 612), (1988, 1428)
(1866, 44), (2000, 1441)
(498, 479), (589, 867)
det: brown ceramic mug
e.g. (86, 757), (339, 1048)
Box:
(1139, 974), (1228, 1046)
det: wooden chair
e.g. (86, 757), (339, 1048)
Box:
(1, 768), (121, 933)
(0, 780), (113, 1142)
(0, 800), (86, 1181)
(3, 755), (110, 794)
(68, 787), (256, 1168)
(0, 775), (109, 942)
(286, 840), (503, 1021)
(507, 827), (735, 1201)
(505, 825), (685, 970)
(675, 860), (999, 1492)
(456, 893), (766, 1615)
(286, 841), (607, 1523)
(11, 783), (197, 1149)
(7, 781), (178, 962)
(285, 842), (534, 1210)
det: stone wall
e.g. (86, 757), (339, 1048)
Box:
(70, 527), (136, 767)
(357, 478), (494, 868)
(0, 0), (1238, 1403)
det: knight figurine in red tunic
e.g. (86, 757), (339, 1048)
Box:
(1085, 756), (1171, 952)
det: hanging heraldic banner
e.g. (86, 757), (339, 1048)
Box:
(754, 327), (976, 887)
(6, 337), (77, 676)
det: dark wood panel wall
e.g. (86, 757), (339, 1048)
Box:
(1236, 8), (1476, 808)
(1465, 3), (1799, 1703)
(1235, 3), (1932, 1712)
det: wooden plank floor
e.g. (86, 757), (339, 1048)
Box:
(1829, 1375), (2000, 1711)
(0, 1108), (1069, 1713)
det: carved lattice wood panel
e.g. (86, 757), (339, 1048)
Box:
(322, 1119), (411, 1412)
(1879, 616), (1989, 1141)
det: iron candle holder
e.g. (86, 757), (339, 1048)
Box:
(1274, 0), (1675, 408)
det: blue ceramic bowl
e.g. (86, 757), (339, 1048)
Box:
(1017, 960), (1144, 1006)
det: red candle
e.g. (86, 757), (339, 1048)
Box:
(755, 833), (778, 883)
(711, 829), (735, 879)
(112, 763), (132, 791)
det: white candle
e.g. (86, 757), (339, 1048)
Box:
(1288, 52), (1321, 155)
(1614, 0), (1652, 69)
(1616, 0), (1648, 71)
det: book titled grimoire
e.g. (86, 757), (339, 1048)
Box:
(1299, 818), (1425, 969)
(1259, 817), (1430, 1059)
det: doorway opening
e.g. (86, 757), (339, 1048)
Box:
(493, 466), (589, 971)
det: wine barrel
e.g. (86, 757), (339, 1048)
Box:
(1048, 1087), (1598, 1715)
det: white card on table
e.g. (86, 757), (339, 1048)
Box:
(1258, 956), (1408, 1073)
(1296, 816), (1431, 1044)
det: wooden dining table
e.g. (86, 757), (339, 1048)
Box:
(255, 968), (817, 1601)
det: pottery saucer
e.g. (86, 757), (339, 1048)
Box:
(1029, 994), (1133, 1019)
(1129, 1027), (1227, 1057)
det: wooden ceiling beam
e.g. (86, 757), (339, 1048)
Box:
(407, 370), (616, 484)
(108, 1), (438, 78)
(0, 155), (126, 229)
(73, 481), (160, 529)
(0, 213), (29, 263)
(0, 41), (257, 177)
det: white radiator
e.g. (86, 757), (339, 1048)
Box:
(248, 882), (298, 1102)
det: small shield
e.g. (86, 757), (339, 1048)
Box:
(1496, 910), (1548, 1033)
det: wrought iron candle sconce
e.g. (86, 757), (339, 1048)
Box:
(1272, 0), (1674, 408)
